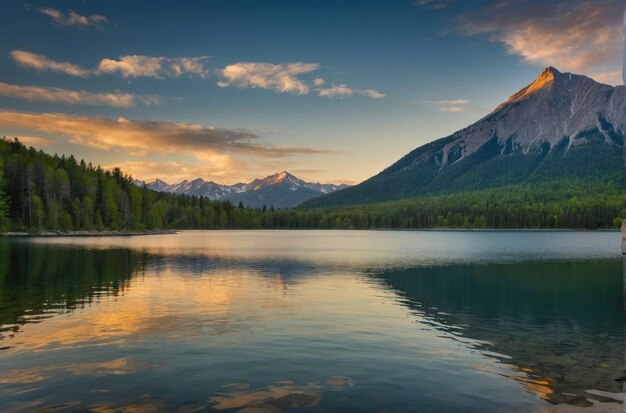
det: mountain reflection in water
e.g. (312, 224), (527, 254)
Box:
(376, 262), (624, 407)
(0, 231), (623, 412)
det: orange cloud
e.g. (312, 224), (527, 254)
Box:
(218, 62), (385, 98)
(11, 136), (53, 148)
(218, 62), (319, 94)
(97, 55), (208, 78)
(459, 0), (624, 85)
(102, 159), (251, 183)
(0, 110), (331, 163)
(0, 82), (161, 107)
(10, 50), (91, 77)
(10, 50), (209, 79)
(37, 7), (109, 28)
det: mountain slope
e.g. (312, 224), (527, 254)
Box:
(137, 171), (349, 209)
(302, 67), (626, 208)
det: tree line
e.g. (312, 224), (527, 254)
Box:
(1, 137), (625, 232)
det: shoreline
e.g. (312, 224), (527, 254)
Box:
(180, 227), (620, 232)
(1, 228), (619, 237)
(2, 229), (178, 237)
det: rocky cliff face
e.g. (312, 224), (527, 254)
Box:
(421, 67), (625, 169)
(302, 67), (626, 208)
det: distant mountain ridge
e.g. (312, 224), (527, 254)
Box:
(302, 67), (626, 208)
(135, 171), (349, 208)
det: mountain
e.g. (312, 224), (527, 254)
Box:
(302, 67), (626, 208)
(136, 171), (349, 209)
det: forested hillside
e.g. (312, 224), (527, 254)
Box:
(1, 137), (625, 232)
(295, 182), (626, 229)
(0, 137), (267, 231)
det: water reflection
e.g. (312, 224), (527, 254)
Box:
(0, 241), (147, 343)
(376, 262), (625, 407)
(209, 380), (322, 411)
(0, 241), (327, 349)
(0, 233), (624, 412)
(1, 358), (147, 384)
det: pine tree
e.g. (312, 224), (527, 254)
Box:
(0, 158), (8, 230)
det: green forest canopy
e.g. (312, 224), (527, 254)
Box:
(1, 136), (625, 232)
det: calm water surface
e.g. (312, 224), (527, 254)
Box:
(0, 230), (624, 412)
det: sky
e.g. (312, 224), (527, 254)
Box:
(0, 0), (624, 185)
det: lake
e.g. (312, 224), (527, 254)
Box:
(0, 230), (624, 412)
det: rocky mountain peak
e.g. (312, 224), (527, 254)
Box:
(142, 171), (350, 208)
(275, 171), (291, 181)
(301, 67), (626, 208)
(466, 67), (624, 158)
(492, 67), (561, 114)
(146, 178), (171, 191)
(533, 66), (559, 86)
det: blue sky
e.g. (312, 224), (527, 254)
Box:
(0, 0), (623, 184)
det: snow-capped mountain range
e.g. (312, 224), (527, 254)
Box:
(134, 171), (350, 208)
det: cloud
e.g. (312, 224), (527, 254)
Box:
(38, 7), (109, 28)
(217, 62), (319, 94)
(97, 56), (165, 78)
(0, 82), (161, 107)
(594, 70), (623, 85)
(318, 84), (353, 98)
(10, 50), (91, 77)
(0, 110), (332, 160)
(11, 136), (53, 148)
(109, 161), (349, 185)
(102, 160), (247, 184)
(414, 0), (453, 10)
(97, 56), (209, 78)
(459, 0), (624, 85)
(291, 168), (326, 175)
(10, 51), (383, 96)
(360, 89), (386, 99)
(318, 84), (386, 99)
(10, 50), (208, 79)
(218, 63), (385, 98)
(428, 99), (471, 112)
